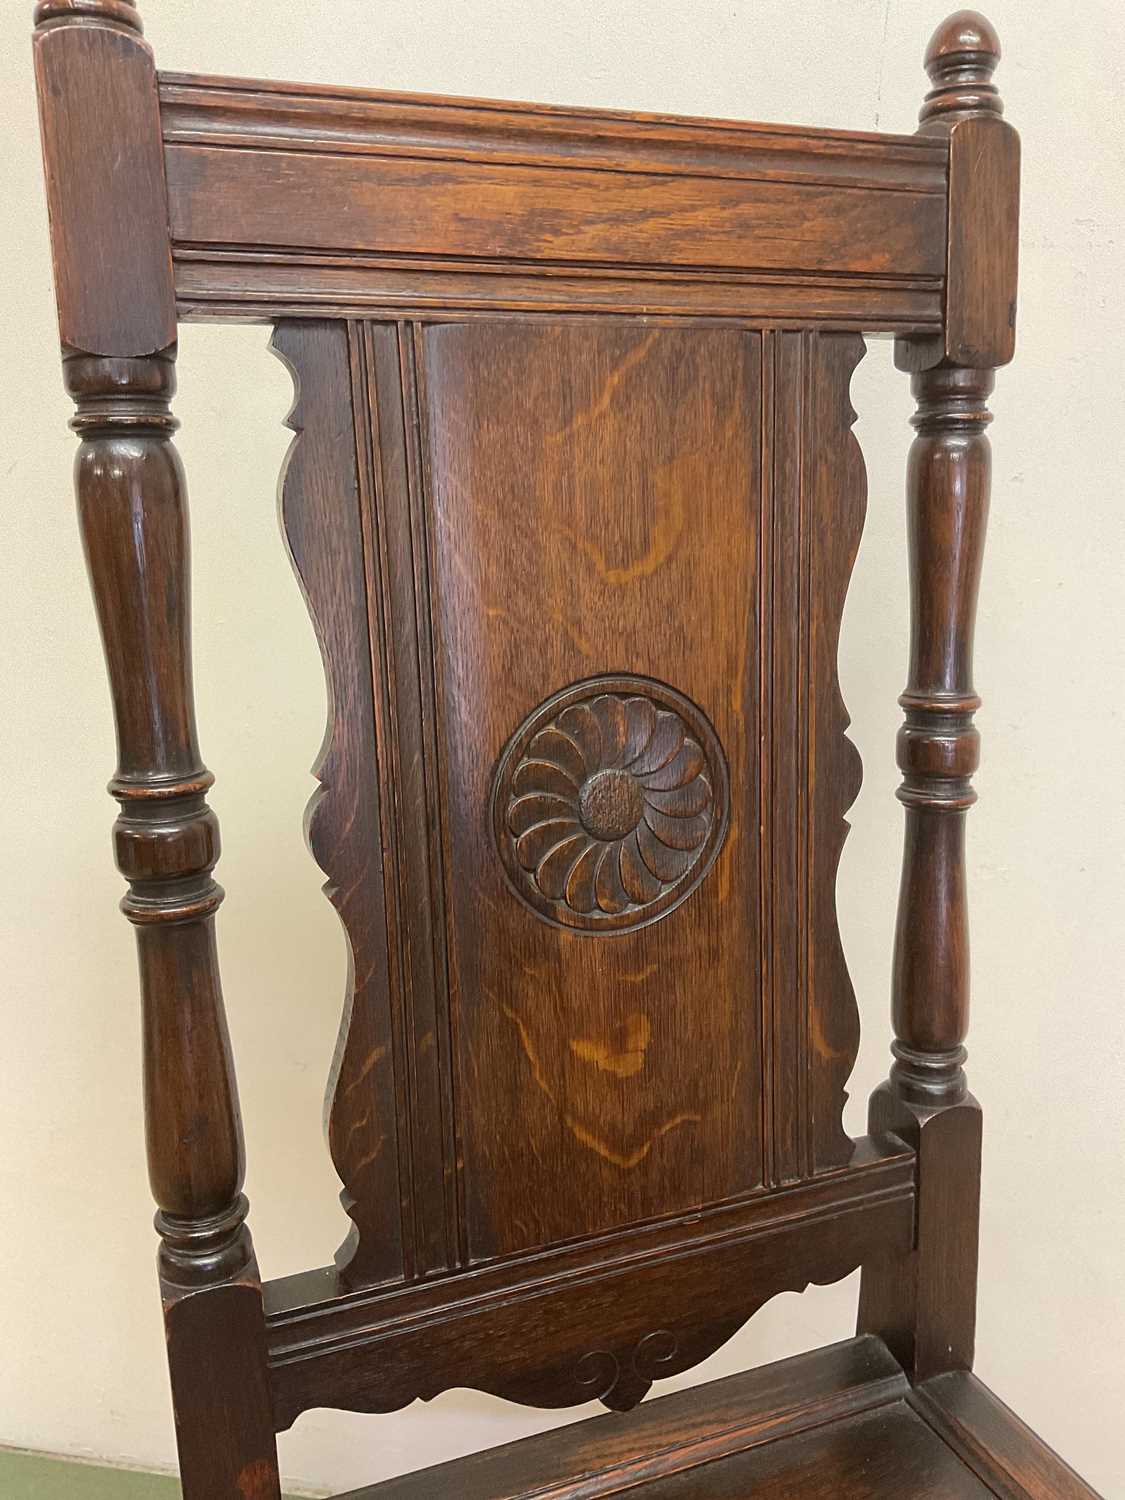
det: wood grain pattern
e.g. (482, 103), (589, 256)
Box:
(334, 1338), (1103, 1499)
(68, 340), (284, 1500)
(411, 320), (763, 1260)
(335, 1336), (910, 1498)
(859, 10), (1017, 1396)
(35, 8), (283, 1493)
(901, 10), (1021, 372)
(173, 253), (944, 331)
(159, 66), (950, 332)
(760, 331), (865, 1182)
(361, 320), (460, 1280)
(911, 1371), (1106, 1499)
(944, 115), (1020, 367)
(163, 1278), (281, 1500)
(158, 70), (948, 329)
(334, 1337), (1009, 1500)
(165, 144), (948, 279)
(804, 334), (867, 1172)
(270, 317), (871, 1405)
(157, 72), (948, 189)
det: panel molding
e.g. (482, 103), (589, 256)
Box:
(357, 322), (462, 1281)
(174, 253), (943, 331)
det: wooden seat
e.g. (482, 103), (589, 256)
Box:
(31, 3), (1101, 1496)
(337, 1339), (1095, 1500)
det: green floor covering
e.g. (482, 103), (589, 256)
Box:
(0, 1449), (307, 1497)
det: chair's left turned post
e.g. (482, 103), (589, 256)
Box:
(32, 4), (280, 1494)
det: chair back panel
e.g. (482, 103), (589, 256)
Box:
(277, 311), (867, 1288)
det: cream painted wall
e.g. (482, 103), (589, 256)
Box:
(2, 2), (1122, 1495)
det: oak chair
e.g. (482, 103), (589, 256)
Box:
(33, 3), (1102, 1495)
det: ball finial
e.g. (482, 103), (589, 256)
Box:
(34, 0), (143, 34)
(920, 10), (1002, 129)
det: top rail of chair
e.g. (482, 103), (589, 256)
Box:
(158, 70), (949, 196)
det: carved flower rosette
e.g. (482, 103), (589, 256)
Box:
(493, 676), (729, 933)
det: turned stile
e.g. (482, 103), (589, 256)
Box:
(859, 12), (1020, 1382)
(34, 3), (281, 1495)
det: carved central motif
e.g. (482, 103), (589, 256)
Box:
(492, 675), (729, 933)
(578, 767), (645, 841)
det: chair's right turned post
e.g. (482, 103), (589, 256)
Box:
(858, 11), (1020, 1384)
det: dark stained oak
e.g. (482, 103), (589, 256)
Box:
(264, 1145), (915, 1427)
(272, 321), (406, 1289)
(157, 72), (948, 331)
(63, 343), (281, 1497)
(33, 1), (175, 356)
(158, 81), (948, 282)
(911, 1372), (1108, 1500)
(331, 1336), (914, 1500)
(31, 2), (1100, 1497)
(858, 9), (1017, 1393)
(333, 1337), (1099, 1500)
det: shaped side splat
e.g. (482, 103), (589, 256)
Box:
(272, 320), (404, 1287)
(761, 331), (866, 1181)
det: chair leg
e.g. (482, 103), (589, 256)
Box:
(859, 1087), (982, 1382)
(164, 1273), (281, 1499)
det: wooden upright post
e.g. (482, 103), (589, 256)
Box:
(859, 10), (1020, 1383)
(33, 4), (280, 1493)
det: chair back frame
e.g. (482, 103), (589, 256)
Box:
(32, 4), (1019, 1494)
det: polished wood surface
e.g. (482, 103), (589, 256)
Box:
(63, 341), (280, 1494)
(264, 1141), (914, 1427)
(33, 0), (175, 355)
(259, 314), (873, 1417)
(158, 72), (948, 327)
(335, 1337), (1100, 1500)
(857, 8), (1017, 1392)
(911, 1372), (1105, 1500)
(272, 321), (406, 1290)
(31, 3), (1098, 1497)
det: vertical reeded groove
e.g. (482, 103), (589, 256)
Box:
(796, 330), (813, 1180)
(758, 328), (776, 1191)
(349, 318), (417, 1283)
(401, 323), (464, 1274)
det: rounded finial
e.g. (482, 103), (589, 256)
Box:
(34, 0), (143, 34)
(920, 10), (1002, 129)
